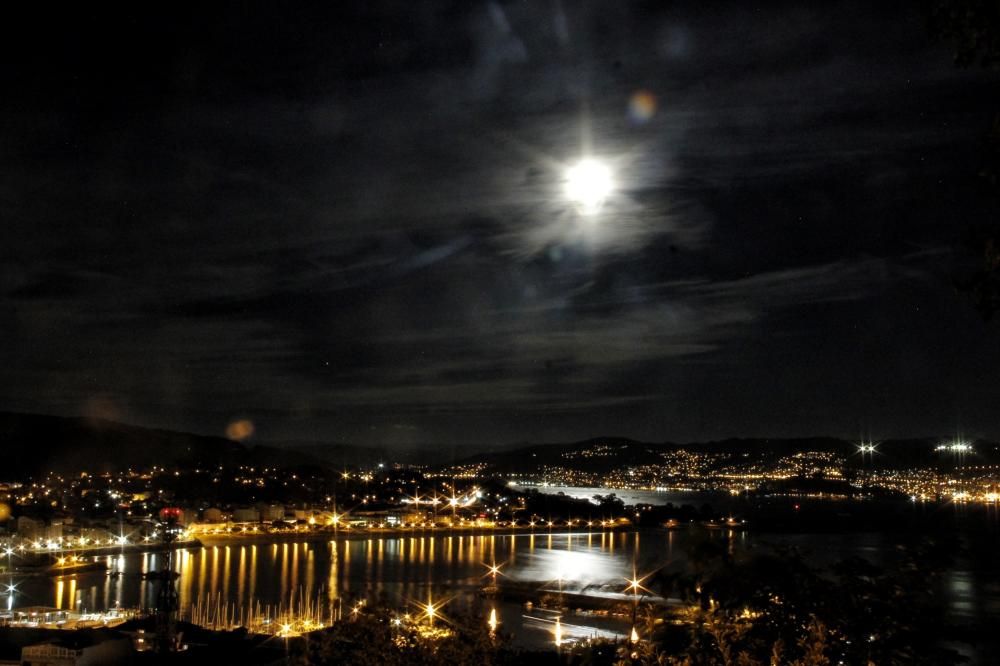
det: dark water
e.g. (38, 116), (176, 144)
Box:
(10, 499), (1000, 661)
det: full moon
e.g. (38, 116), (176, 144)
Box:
(564, 158), (613, 215)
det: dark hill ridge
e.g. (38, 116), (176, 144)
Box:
(3, 411), (998, 478)
(0, 411), (326, 477)
(280, 442), (400, 468)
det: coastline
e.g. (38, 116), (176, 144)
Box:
(194, 524), (632, 548)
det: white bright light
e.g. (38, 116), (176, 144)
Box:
(936, 442), (972, 453)
(564, 158), (613, 214)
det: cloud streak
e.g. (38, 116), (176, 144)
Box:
(1, 1), (999, 444)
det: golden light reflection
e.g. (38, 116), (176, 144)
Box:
(305, 547), (315, 601)
(237, 547), (246, 607)
(222, 546), (231, 603)
(180, 550), (193, 611)
(249, 545), (257, 603)
(342, 538), (350, 587)
(327, 541), (337, 605)
(280, 543), (288, 598)
(488, 607), (498, 634)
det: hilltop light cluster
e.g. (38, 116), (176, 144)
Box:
(935, 442), (973, 453)
(464, 441), (999, 503)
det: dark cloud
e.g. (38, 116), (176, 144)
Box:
(1, 1), (998, 446)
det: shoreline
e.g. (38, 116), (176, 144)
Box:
(194, 524), (634, 547)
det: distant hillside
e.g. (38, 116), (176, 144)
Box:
(445, 437), (673, 473)
(5, 411), (997, 479)
(444, 436), (1000, 473)
(281, 442), (394, 468)
(0, 411), (326, 477)
(280, 441), (487, 467)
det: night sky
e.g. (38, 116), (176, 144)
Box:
(2, 2), (999, 447)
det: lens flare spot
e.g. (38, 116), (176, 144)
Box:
(628, 90), (657, 124)
(0, 503), (10, 522)
(225, 419), (255, 441)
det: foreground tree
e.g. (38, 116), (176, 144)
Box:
(291, 605), (509, 666)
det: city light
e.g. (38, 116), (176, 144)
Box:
(1, 5), (995, 662)
(625, 572), (651, 597)
(483, 561), (504, 579)
(936, 441), (973, 453)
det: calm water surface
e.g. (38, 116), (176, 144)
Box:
(11, 491), (999, 661)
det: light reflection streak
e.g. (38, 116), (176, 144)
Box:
(237, 547), (246, 608)
(279, 543), (288, 598)
(376, 540), (384, 596)
(249, 545), (257, 603)
(102, 562), (111, 609)
(342, 537), (350, 595)
(140, 558), (150, 610)
(306, 547), (315, 601)
(223, 546), (231, 604)
(180, 550), (193, 612)
(209, 548), (219, 596)
(327, 541), (338, 605)
(197, 547), (207, 604)
(365, 539), (373, 583)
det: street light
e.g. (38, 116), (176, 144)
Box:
(626, 571), (650, 641)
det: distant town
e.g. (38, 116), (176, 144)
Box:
(2, 432), (998, 560)
(1, 415), (998, 664)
